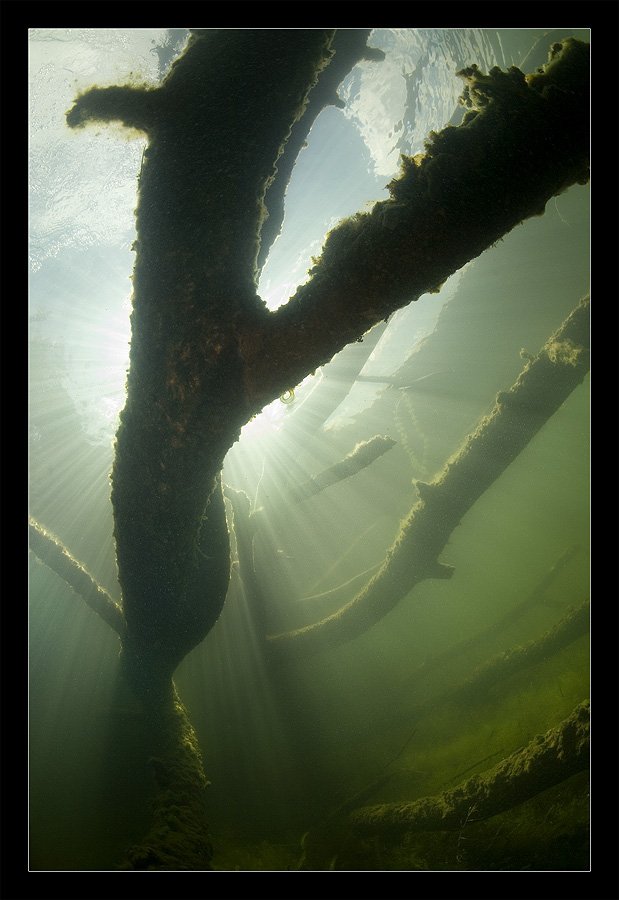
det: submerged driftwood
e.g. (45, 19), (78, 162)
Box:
(29, 31), (590, 870)
(454, 600), (589, 702)
(268, 296), (590, 657)
(292, 435), (396, 501)
(350, 700), (589, 836)
(390, 599), (590, 727)
(406, 543), (581, 685)
(28, 518), (126, 639)
(62, 34), (589, 694)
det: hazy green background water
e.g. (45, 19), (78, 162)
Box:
(29, 28), (589, 870)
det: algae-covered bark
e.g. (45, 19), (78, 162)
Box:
(28, 518), (126, 639)
(293, 435), (397, 501)
(67, 30), (338, 692)
(43, 30), (590, 871)
(350, 700), (589, 836)
(454, 600), (590, 702)
(118, 687), (213, 870)
(240, 39), (589, 409)
(63, 34), (590, 688)
(268, 296), (589, 656)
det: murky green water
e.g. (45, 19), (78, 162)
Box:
(29, 28), (589, 872)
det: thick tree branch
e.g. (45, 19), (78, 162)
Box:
(349, 700), (589, 836)
(239, 39), (589, 409)
(66, 31), (339, 687)
(28, 518), (126, 639)
(257, 29), (385, 272)
(64, 33), (589, 693)
(267, 296), (589, 658)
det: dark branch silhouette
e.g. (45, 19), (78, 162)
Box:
(27, 31), (589, 870)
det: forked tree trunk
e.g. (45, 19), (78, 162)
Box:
(64, 34), (589, 698)
(28, 32), (590, 869)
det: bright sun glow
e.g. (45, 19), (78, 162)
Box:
(240, 396), (289, 441)
(28, 28), (590, 874)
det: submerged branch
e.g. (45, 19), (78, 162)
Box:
(454, 599), (589, 703)
(407, 543), (581, 684)
(267, 297), (589, 658)
(295, 563), (382, 604)
(28, 518), (126, 639)
(240, 39), (589, 409)
(292, 435), (396, 501)
(394, 599), (590, 729)
(118, 685), (213, 870)
(257, 29), (385, 272)
(350, 700), (589, 836)
(63, 31), (588, 694)
(278, 322), (388, 443)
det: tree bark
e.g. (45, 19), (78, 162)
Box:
(27, 30), (591, 873)
(350, 700), (589, 836)
(268, 296), (589, 657)
(28, 518), (125, 639)
(115, 684), (214, 870)
(239, 39), (590, 409)
(65, 34), (589, 690)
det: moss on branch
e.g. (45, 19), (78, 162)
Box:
(240, 38), (589, 409)
(267, 297), (589, 658)
(118, 686), (213, 870)
(66, 31), (339, 690)
(454, 600), (590, 703)
(350, 700), (589, 836)
(28, 518), (126, 639)
(66, 84), (157, 132)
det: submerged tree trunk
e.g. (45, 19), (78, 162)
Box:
(64, 34), (589, 699)
(117, 684), (214, 871)
(28, 30), (590, 869)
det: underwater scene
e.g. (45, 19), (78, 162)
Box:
(28, 28), (590, 872)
